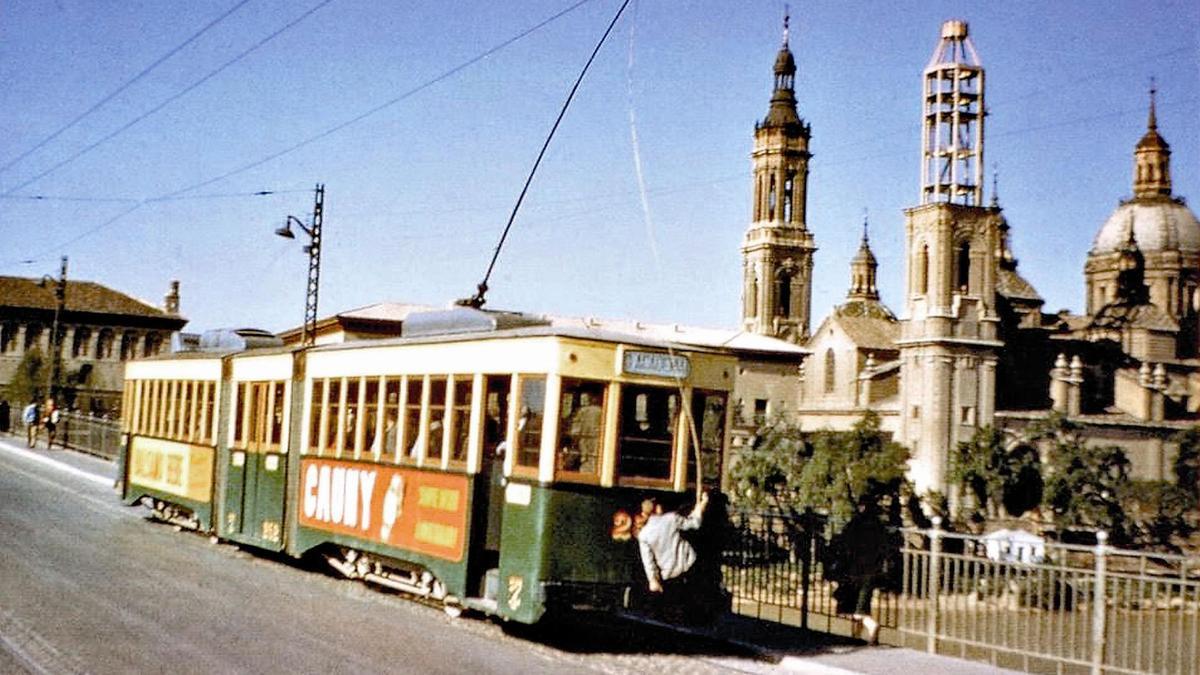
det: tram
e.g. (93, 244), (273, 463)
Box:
(119, 308), (735, 623)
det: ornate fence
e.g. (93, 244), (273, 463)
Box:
(723, 510), (1200, 675)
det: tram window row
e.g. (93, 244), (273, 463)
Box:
(300, 372), (728, 488)
(123, 379), (217, 445)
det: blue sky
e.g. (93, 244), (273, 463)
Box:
(1, 0), (1197, 334)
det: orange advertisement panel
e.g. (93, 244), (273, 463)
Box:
(298, 458), (469, 563)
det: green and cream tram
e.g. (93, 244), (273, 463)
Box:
(120, 308), (735, 623)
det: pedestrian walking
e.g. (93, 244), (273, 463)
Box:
(23, 400), (40, 447)
(42, 398), (60, 449)
(825, 501), (892, 644)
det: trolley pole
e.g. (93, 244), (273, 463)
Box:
(274, 184), (325, 347)
(40, 256), (68, 398)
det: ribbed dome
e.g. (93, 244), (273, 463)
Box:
(1091, 199), (1200, 255)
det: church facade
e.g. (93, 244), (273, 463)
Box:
(739, 19), (1200, 493)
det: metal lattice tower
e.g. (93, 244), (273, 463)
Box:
(303, 184), (324, 346)
(921, 20), (985, 206)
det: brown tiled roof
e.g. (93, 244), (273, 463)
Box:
(997, 268), (1043, 302)
(0, 276), (178, 320)
(832, 315), (900, 352)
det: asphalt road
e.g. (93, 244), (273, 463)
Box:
(0, 439), (772, 675)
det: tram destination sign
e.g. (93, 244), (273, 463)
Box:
(622, 350), (690, 379)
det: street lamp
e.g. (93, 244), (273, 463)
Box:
(37, 256), (68, 398)
(274, 184), (325, 347)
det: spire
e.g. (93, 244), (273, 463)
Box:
(782, 6), (790, 47)
(990, 166), (999, 208)
(761, 11), (802, 129)
(848, 211), (880, 302)
(1133, 79), (1172, 199)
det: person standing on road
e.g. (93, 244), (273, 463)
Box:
(42, 398), (60, 450)
(826, 501), (890, 644)
(23, 400), (40, 447)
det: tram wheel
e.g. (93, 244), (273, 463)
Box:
(443, 601), (464, 619)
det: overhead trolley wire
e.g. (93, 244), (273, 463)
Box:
(157, 0), (599, 201)
(461, 0), (633, 308)
(0, 0), (337, 198)
(0, 0), (255, 178)
(4, 0), (598, 267)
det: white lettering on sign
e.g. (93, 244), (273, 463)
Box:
(622, 350), (690, 379)
(303, 463), (377, 532)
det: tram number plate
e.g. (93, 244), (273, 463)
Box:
(622, 350), (690, 378)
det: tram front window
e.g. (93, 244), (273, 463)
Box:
(557, 379), (605, 478)
(515, 376), (545, 471)
(616, 385), (679, 483)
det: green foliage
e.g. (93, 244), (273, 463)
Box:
(729, 411), (909, 525)
(1033, 413), (1132, 543)
(1173, 426), (1200, 501)
(1123, 480), (1194, 552)
(950, 426), (1043, 520)
(7, 348), (46, 405)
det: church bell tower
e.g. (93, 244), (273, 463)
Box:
(898, 20), (1004, 495)
(741, 14), (816, 343)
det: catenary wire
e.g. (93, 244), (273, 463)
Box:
(0, 0), (255, 178)
(0, 0), (337, 198)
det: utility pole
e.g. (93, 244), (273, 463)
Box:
(42, 256), (68, 398)
(274, 184), (325, 347)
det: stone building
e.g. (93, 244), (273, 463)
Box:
(740, 17), (816, 344)
(742, 19), (1199, 492)
(0, 276), (186, 414)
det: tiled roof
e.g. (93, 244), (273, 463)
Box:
(832, 314), (900, 352)
(0, 276), (179, 321)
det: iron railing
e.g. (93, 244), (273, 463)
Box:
(723, 510), (1200, 675)
(9, 412), (122, 460)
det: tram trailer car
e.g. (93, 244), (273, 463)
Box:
(120, 309), (736, 624)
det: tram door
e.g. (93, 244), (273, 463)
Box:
(224, 381), (288, 551)
(469, 375), (509, 596)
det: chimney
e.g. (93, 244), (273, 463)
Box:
(164, 280), (180, 315)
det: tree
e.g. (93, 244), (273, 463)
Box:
(730, 411), (910, 526)
(1173, 426), (1200, 501)
(8, 348), (47, 406)
(1032, 413), (1132, 543)
(950, 426), (1042, 521)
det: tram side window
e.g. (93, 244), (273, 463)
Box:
(270, 382), (284, 450)
(450, 377), (472, 464)
(381, 378), (400, 460)
(687, 391), (727, 489)
(325, 379), (344, 454)
(514, 376), (545, 471)
(363, 378), (379, 459)
(343, 379), (360, 456)
(425, 377), (447, 464)
(481, 375), (510, 464)
(557, 379), (605, 478)
(615, 385), (679, 484)
(201, 382), (214, 444)
(308, 379), (325, 454)
(402, 377), (423, 463)
(233, 383), (247, 446)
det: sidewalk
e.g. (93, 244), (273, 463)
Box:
(659, 611), (1021, 674)
(0, 434), (1018, 674)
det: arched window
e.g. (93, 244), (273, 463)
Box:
(96, 329), (114, 359)
(782, 175), (794, 223)
(72, 327), (92, 358)
(823, 349), (836, 394)
(0, 322), (15, 353)
(956, 242), (971, 292)
(916, 245), (929, 295)
(767, 175), (777, 219)
(776, 270), (792, 317)
(24, 323), (43, 351)
(119, 331), (138, 361)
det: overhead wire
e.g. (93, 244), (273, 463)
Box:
(157, 0), (599, 201)
(0, 0), (338, 198)
(5, 0), (601, 267)
(0, 0), (255, 177)
(465, 0), (633, 307)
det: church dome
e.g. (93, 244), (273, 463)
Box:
(1090, 199), (1200, 255)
